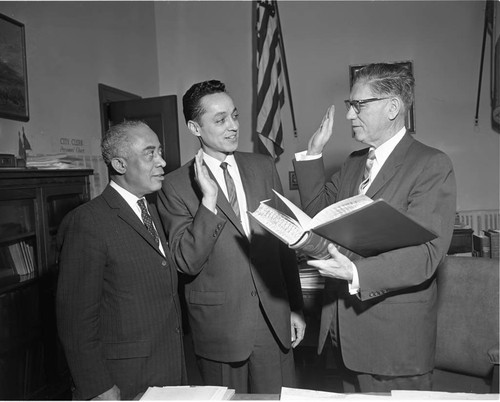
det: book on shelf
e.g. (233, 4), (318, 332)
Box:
(473, 230), (500, 258)
(472, 233), (490, 257)
(248, 190), (437, 259)
(3, 241), (35, 276)
(484, 229), (499, 258)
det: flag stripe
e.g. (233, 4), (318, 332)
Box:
(256, 0), (285, 158)
(257, 23), (280, 104)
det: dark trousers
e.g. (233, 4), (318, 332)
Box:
(196, 305), (295, 394)
(328, 333), (432, 393)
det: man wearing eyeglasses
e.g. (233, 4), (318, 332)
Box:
(292, 63), (456, 393)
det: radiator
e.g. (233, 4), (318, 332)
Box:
(457, 210), (500, 234)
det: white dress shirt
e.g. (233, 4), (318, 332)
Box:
(202, 152), (251, 238)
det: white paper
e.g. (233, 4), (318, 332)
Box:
(141, 385), (231, 400)
(391, 390), (500, 400)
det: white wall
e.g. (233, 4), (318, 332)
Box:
(0, 1), (497, 213)
(155, 0), (499, 212)
(0, 1), (159, 161)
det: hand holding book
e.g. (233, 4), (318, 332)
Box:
(307, 243), (355, 281)
(248, 190), (437, 259)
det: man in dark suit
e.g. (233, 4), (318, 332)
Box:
(157, 80), (305, 394)
(56, 121), (186, 400)
(293, 63), (456, 392)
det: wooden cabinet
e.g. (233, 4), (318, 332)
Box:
(0, 169), (92, 400)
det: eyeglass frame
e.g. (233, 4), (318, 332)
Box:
(344, 97), (391, 114)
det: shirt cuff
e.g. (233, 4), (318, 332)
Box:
(295, 150), (323, 161)
(348, 261), (360, 295)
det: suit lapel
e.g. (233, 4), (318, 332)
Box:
(102, 186), (165, 256)
(366, 132), (414, 198)
(234, 152), (259, 214)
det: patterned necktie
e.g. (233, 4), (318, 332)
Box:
(359, 147), (376, 194)
(137, 198), (160, 245)
(220, 161), (240, 219)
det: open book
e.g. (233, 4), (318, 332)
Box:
(248, 190), (437, 259)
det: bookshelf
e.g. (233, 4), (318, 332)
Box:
(0, 169), (92, 400)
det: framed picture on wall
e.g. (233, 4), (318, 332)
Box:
(0, 13), (29, 122)
(349, 61), (415, 134)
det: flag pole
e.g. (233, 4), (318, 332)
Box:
(475, 7), (487, 128)
(274, 0), (298, 138)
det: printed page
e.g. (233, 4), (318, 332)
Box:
(310, 194), (373, 228)
(248, 201), (305, 245)
(272, 190), (314, 230)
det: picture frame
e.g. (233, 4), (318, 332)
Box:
(289, 171), (298, 190)
(349, 61), (415, 134)
(0, 13), (29, 122)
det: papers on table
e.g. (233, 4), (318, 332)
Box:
(140, 385), (235, 400)
(280, 387), (499, 401)
(391, 390), (500, 400)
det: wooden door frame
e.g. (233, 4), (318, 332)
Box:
(98, 83), (141, 137)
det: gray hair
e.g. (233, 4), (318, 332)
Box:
(354, 63), (414, 112)
(101, 120), (148, 166)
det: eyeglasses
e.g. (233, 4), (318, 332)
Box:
(344, 97), (390, 114)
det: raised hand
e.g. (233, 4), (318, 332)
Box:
(194, 149), (218, 213)
(307, 105), (335, 156)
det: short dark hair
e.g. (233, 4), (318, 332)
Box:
(354, 63), (415, 112)
(101, 120), (148, 166)
(182, 80), (226, 124)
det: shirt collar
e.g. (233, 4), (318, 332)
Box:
(202, 152), (237, 171)
(110, 180), (143, 209)
(373, 126), (406, 165)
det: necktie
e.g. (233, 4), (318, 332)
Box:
(358, 148), (376, 194)
(137, 198), (160, 245)
(220, 161), (240, 219)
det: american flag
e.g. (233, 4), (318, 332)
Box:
(256, 0), (285, 159)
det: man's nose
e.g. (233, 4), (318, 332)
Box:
(228, 117), (239, 130)
(157, 155), (166, 167)
(346, 106), (357, 120)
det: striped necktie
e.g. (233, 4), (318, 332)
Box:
(220, 161), (240, 219)
(137, 198), (160, 245)
(358, 148), (376, 194)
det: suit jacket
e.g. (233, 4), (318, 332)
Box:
(157, 151), (303, 362)
(293, 133), (456, 376)
(56, 185), (186, 400)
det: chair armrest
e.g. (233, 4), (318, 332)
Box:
(488, 344), (499, 365)
(488, 344), (499, 393)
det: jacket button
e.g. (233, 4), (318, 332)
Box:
(161, 260), (167, 267)
(217, 223), (223, 229)
(251, 291), (257, 297)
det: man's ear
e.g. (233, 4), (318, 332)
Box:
(187, 120), (201, 137)
(387, 97), (402, 121)
(111, 157), (127, 174)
